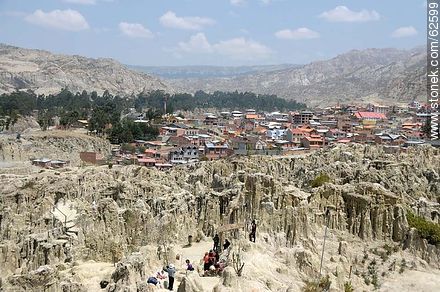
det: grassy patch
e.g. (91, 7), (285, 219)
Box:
(310, 173), (331, 188)
(407, 211), (440, 245)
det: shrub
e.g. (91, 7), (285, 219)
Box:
(344, 282), (354, 292)
(310, 173), (331, 188)
(407, 211), (440, 245)
(302, 275), (331, 292)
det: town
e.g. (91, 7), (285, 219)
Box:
(62, 100), (433, 169)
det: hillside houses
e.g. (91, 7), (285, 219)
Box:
(109, 101), (432, 169)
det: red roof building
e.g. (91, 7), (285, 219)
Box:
(354, 112), (387, 120)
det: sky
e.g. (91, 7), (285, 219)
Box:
(0, 0), (427, 66)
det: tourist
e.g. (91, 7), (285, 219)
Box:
(213, 234), (220, 251)
(203, 252), (210, 271)
(249, 220), (257, 243)
(223, 239), (231, 250)
(164, 264), (176, 291)
(185, 259), (194, 271)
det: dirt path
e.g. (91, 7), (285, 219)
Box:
(173, 240), (221, 291)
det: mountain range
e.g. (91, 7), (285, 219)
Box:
(0, 44), (171, 96)
(168, 47), (427, 106)
(0, 43), (426, 106)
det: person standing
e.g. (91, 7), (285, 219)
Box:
(213, 234), (220, 252)
(164, 264), (176, 290)
(249, 220), (257, 243)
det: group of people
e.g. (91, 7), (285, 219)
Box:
(146, 220), (257, 290)
(200, 234), (232, 276)
(146, 258), (195, 291)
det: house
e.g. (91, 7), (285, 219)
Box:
(80, 152), (105, 165)
(160, 126), (185, 137)
(144, 149), (161, 159)
(374, 134), (406, 146)
(286, 128), (307, 146)
(204, 141), (231, 160)
(166, 135), (192, 147)
(325, 129), (346, 140)
(31, 158), (69, 168)
(354, 112), (387, 121)
(231, 136), (267, 155)
(301, 135), (325, 149)
(137, 158), (156, 167)
(266, 128), (287, 140)
(169, 145), (199, 164)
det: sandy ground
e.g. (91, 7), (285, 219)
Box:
(168, 240), (221, 291)
(380, 269), (440, 292)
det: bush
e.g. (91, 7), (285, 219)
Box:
(344, 281), (354, 292)
(407, 211), (440, 245)
(302, 275), (331, 292)
(310, 173), (331, 188)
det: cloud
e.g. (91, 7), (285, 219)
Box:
(62, 0), (96, 4)
(178, 33), (213, 53)
(119, 22), (153, 38)
(176, 33), (272, 60)
(25, 9), (89, 31)
(391, 26), (418, 38)
(159, 11), (215, 30)
(275, 27), (320, 40)
(319, 6), (380, 22)
(260, 0), (272, 5)
(230, 0), (246, 6)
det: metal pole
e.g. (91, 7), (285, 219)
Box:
(319, 209), (330, 277)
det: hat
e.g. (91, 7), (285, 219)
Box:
(169, 264), (175, 269)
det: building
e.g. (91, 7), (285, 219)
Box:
(354, 112), (387, 121)
(169, 145), (199, 164)
(80, 152), (105, 165)
(286, 128), (307, 146)
(231, 136), (267, 155)
(292, 111), (314, 125)
(301, 135), (325, 149)
(204, 141), (231, 160)
(32, 158), (69, 168)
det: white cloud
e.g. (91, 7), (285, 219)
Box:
(319, 6), (380, 22)
(159, 11), (215, 30)
(230, 0), (246, 6)
(214, 37), (271, 59)
(119, 22), (153, 39)
(260, 0), (272, 5)
(275, 27), (320, 40)
(178, 33), (213, 53)
(391, 26), (418, 38)
(61, 0), (114, 4)
(62, 0), (96, 4)
(25, 9), (89, 31)
(176, 33), (272, 60)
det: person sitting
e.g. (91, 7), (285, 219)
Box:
(185, 259), (194, 271)
(147, 276), (159, 286)
(156, 270), (167, 280)
(208, 250), (216, 265)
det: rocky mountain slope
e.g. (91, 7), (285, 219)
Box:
(129, 64), (299, 79)
(170, 47), (427, 106)
(0, 44), (172, 96)
(0, 142), (439, 291)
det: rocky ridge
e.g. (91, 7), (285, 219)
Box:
(0, 144), (439, 291)
(170, 47), (427, 106)
(0, 44), (172, 96)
